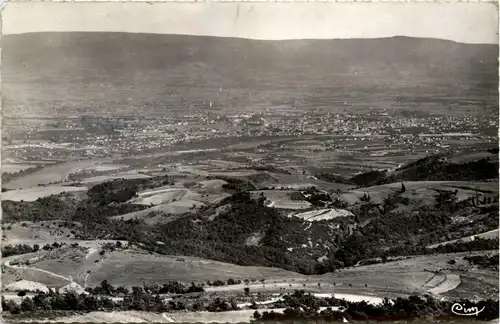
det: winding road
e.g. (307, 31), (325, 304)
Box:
(422, 272), (461, 296)
(2, 241), (125, 288)
(162, 313), (175, 322)
(4, 260), (72, 283)
(427, 274), (461, 295)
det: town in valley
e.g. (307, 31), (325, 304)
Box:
(1, 7), (499, 324)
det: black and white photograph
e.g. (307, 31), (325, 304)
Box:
(1, 2), (499, 323)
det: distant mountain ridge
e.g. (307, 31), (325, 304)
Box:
(2, 32), (498, 116)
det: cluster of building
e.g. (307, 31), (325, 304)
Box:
(3, 110), (497, 162)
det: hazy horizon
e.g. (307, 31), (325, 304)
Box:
(2, 2), (498, 44)
(5, 31), (498, 46)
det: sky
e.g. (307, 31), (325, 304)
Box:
(1, 2), (499, 44)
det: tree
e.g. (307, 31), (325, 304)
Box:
(100, 280), (115, 296)
(130, 296), (147, 311)
(381, 252), (388, 263)
(400, 183), (406, 193)
(116, 286), (129, 296)
(207, 298), (232, 312)
(20, 297), (36, 312)
(3, 298), (21, 314)
(250, 301), (259, 309)
(32, 292), (51, 310)
(186, 282), (204, 293)
(435, 190), (458, 211)
(212, 280), (226, 287)
(230, 298), (239, 310)
(244, 287), (250, 296)
(64, 292), (83, 310)
(192, 300), (204, 311)
(359, 193), (371, 202)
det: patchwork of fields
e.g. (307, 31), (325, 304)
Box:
(1, 151), (498, 323)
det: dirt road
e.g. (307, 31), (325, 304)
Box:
(4, 260), (72, 283)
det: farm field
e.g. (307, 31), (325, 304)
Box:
(126, 178), (231, 206)
(250, 190), (312, 210)
(4, 237), (498, 301)
(85, 249), (304, 288)
(427, 229), (500, 249)
(1, 240), (128, 288)
(2, 221), (81, 244)
(77, 172), (152, 186)
(1, 149), (498, 322)
(129, 188), (189, 205)
(2, 163), (41, 173)
(109, 201), (205, 224)
(341, 180), (499, 205)
(10, 308), (499, 324)
(3, 160), (124, 190)
(318, 250), (499, 300)
(1, 186), (88, 202)
(448, 151), (499, 164)
(5, 309), (289, 323)
(250, 172), (354, 192)
(291, 208), (354, 221)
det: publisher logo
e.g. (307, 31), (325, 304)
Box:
(451, 303), (485, 316)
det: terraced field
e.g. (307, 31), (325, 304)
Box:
(1, 186), (88, 202)
(341, 180), (499, 205)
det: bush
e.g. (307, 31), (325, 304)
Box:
(2, 244), (42, 257)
